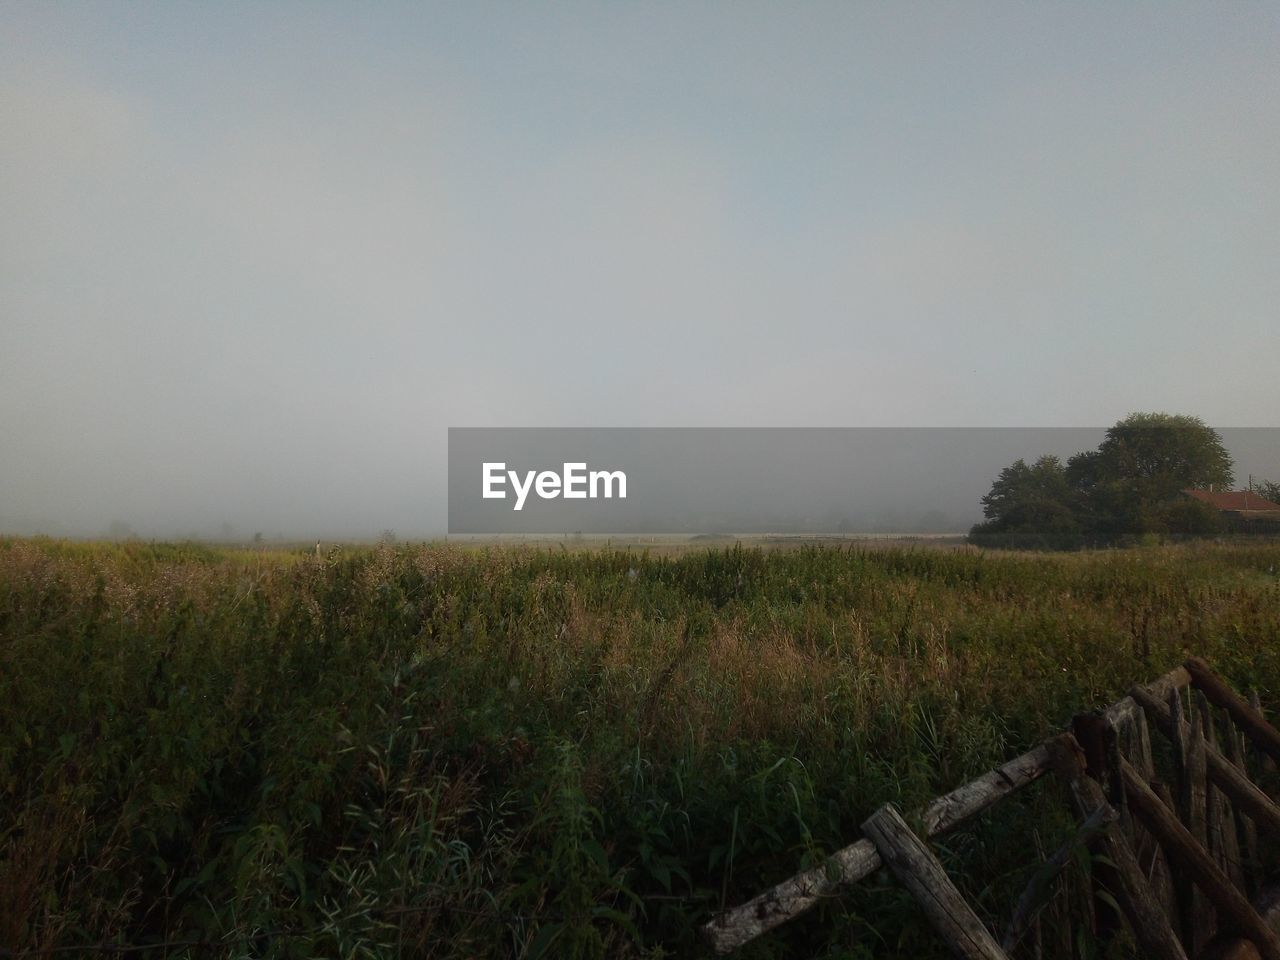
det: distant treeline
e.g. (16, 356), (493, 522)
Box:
(969, 413), (1280, 549)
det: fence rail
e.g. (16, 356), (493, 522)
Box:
(703, 659), (1280, 959)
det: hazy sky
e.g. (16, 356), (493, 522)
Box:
(3, 3), (1278, 537)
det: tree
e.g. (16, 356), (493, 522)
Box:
(1071, 414), (1233, 538)
(1089, 413), (1231, 492)
(969, 456), (1082, 548)
(1151, 496), (1224, 536)
(1255, 478), (1280, 505)
(970, 413), (1236, 548)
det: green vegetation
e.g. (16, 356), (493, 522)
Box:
(1257, 479), (1280, 506)
(3, 537), (1280, 958)
(970, 413), (1238, 548)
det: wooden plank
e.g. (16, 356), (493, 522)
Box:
(1150, 780), (1181, 920)
(1170, 686), (1213, 953)
(700, 835), (880, 953)
(861, 804), (1009, 960)
(1187, 696), (1228, 952)
(1129, 704), (1180, 919)
(703, 668), (1188, 953)
(919, 744), (1058, 836)
(1186, 877), (1280, 958)
(1131, 684), (1280, 839)
(1185, 852), (1280, 960)
(1049, 737), (1189, 960)
(1104, 665), (1193, 730)
(1200, 694), (1229, 873)
(1204, 755), (1280, 844)
(1133, 707), (1157, 781)
(1187, 658), (1280, 768)
(1227, 720), (1261, 893)
(1199, 695), (1247, 891)
(1072, 713), (1125, 940)
(1118, 758), (1280, 960)
(1187, 693), (1210, 848)
(1258, 886), (1280, 935)
(702, 741), (1055, 952)
(1249, 690), (1277, 775)
(1108, 726), (1132, 828)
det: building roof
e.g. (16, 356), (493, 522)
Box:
(1183, 489), (1280, 512)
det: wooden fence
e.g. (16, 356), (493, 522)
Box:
(703, 657), (1280, 959)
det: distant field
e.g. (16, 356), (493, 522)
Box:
(448, 533), (973, 555)
(2, 537), (1279, 958)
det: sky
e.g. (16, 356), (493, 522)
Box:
(2, 3), (1278, 537)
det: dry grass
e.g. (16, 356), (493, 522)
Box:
(2, 537), (1279, 957)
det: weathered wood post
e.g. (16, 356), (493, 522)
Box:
(1049, 734), (1189, 960)
(1071, 711), (1124, 941)
(1118, 758), (1280, 960)
(861, 804), (1009, 960)
(1187, 659), (1280, 766)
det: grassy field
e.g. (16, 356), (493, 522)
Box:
(2, 538), (1279, 958)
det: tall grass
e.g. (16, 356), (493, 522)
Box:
(2, 538), (1278, 957)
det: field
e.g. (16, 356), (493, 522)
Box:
(3, 537), (1280, 958)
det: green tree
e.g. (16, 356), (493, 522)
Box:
(1071, 413), (1233, 537)
(971, 413), (1235, 548)
(1091, 412), (1233, 494)
(969, 456), (1082, 548)
(1255, 478), (1280, 505)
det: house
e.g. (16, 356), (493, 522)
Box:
(1182, 488), (1280, 523)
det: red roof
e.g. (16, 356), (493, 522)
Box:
(1183, 489), (1280, 512)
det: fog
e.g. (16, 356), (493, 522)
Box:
(448, 428), (1280, 535)
(3, 4), (1278, 539)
